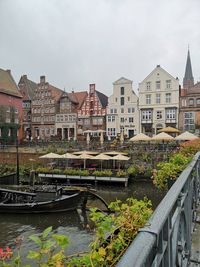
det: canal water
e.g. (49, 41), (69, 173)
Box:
(0, 181), (165, 261)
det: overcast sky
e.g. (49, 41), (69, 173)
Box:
(0, 0), (200, 96)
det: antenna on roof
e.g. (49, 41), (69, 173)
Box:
(72, 88), (74, 93)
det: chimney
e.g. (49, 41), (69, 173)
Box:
(40, 75), (46, 83)
(89, 84), (95, 93)
(6, 69), (11, 74)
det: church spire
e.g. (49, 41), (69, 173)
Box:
(183, 48), (194, 88)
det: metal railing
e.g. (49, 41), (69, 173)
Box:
(117, 152), (200, 267)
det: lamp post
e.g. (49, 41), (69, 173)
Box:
(16, 138), (19, 185)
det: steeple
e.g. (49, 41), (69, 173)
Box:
(183, 48), (194, 89)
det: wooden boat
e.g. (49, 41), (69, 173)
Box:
(0, 187), (87, 214)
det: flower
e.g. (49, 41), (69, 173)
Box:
(0, 247), (13, 260)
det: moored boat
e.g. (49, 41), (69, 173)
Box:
(0, 187), (87, 214)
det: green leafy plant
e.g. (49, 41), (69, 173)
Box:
(116, 170), (126, 177)
(0, 198), (152, 266)
(152, 152), (192, 190)
(92, 169), (113, 177)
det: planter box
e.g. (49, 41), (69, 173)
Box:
(66, 175), (81, 179)
(51, 174), (66, 179)
(81, 176), (95, 180)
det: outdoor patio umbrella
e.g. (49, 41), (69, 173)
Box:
(39, 152), (63, 159)
(158, 126), (180, 134)
(175, 131), (198, 141)
(73, 150), (99, 155)
(77, 152), (93, 169)
(92, 153), (112, 170)
(61, 152), (80, 167)
(103, 151), (128, 156)
(151, 132), (174, 141)
(111, 154), (130, 170)
(129, 133), (151, 142)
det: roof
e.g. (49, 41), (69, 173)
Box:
(113, 77), (133, 85)
(0, 68), (22, 98)
(59, 91), (88, 109)
(96, 90), (108, 108)
(139, 65), (178, 84)
(49, 84), (63, 102)
(183, 49), (194, 87)
(18, 75), (38, 100)
(69, 91), (88, 109)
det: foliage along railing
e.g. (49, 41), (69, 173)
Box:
(0, 198), (152, 267)
(116, 151), (200, 267)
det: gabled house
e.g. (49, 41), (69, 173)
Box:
(31, 76), (63, 139)
(77, 84), (108, 137)
(0, 68), (23, 143)
(179, 49), (200, 133)
(139, 65), (179, 135)
(55, 90), (87, 140)
(106, 77), (139, 139)
(18, 74), (38, 139)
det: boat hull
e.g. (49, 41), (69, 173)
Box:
(0, 192), (86, 214)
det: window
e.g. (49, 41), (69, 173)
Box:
(115, 98), (117, 102)
(120, 117), (125, 123)
(128, 107), (134, 113)
(127, 96), (130, 101)
(189, 99), (194, 106)
(166, 93), (171, 103)
(197, 99), (200, 105)
(166, 80), (171, 89)
(142, 110), (152, 120)
(107, 128), (116, 137)
(166, 109), (176, 119)
(146, 94), (151, 104)
(146, 82), (151, 91)
(121, 108), (124, 113)
(108, 116), (115, 122)
(156, 93), (161, 104)
(184, 112), (195, 130)
(121, 97), (124, 106)
(114, 108), (117, 113)
(156, 111), (162, 119)
(121, 87), (124, 95)
(129, 117), (134, 123)
(156, 81), (161, 90)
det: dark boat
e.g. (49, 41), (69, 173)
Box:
(0, 187), (87, 214)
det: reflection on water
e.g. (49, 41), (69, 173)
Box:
(0, 181), (166, 257)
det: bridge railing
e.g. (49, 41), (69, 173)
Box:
(117, 152), (200, 267)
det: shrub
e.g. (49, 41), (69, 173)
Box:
(152, 152), (192, 190)
(116, 170), (126, 177)
(93, 169), (113, 177)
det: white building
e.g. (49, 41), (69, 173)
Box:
(139, 65), (179, 135)
(106, 77), (139, 139)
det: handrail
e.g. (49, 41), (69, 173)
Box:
(117, 152), (200, 267)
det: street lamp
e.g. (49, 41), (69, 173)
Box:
(16, 138), (19, 185)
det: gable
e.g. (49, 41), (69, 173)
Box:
(140, 65), (178, 84)
(113, 77), (133, 85)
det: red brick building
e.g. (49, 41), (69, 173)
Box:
(18, 75), (38, 139)
(179, 50), (200, 134)
(0, 68), (23, 143)
(31, 76), (63, 139)
(77, 84), (108, 137)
